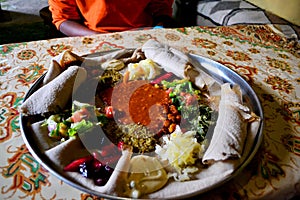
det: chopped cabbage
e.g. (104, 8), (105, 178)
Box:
(155, 126), (206, 181)
(127, 59), (161, 80)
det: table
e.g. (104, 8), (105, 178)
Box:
(0, 25), (299, 200)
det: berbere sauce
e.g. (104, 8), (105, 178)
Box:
(111, 80), (170, 132)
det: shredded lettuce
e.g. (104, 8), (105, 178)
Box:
(68, 119), (94, 137)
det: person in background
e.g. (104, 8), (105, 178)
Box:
(49, 0), (178, 36)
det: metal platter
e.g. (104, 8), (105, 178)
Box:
(20, 52), (264, 199)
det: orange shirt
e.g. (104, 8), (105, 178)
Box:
(49, 0), (173, 33)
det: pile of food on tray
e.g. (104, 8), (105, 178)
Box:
(20, 39), (261, 199)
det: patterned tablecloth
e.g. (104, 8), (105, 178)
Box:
(0, 25), (299, 200)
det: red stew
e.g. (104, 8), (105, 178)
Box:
(111, 80), (170, 132)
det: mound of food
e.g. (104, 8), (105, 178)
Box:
(20, 39), (261, 199)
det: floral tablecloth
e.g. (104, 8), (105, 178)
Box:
(0, 25), (299, 200)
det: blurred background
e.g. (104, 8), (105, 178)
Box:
(1, 0), (299, 45)
(0, 0), (51, 44)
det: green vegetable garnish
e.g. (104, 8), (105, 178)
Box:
(162, 79), (214, 142)
(68, 119), (94, 137)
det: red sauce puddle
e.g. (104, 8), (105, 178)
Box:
(111, 80), (170, 131)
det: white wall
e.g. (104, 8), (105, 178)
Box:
(246, 0), (300, 26)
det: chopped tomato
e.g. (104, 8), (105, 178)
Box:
(117, 141), (124, 150)
(99, 87), (113, 105)
(179, 92), (197, 106)
(105, 106), (114, 119)
(165, 88), (172, 95)
(71, 107), (90, 123)
(71, 112), (81, 123)
(185, 93), (197, 105)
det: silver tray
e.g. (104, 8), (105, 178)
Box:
(20, 52), (264, 199)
